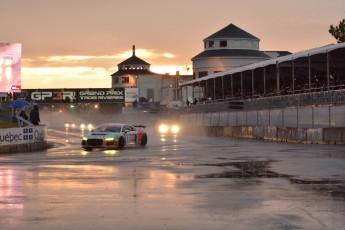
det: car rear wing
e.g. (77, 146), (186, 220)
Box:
(133, 125), (146, 129)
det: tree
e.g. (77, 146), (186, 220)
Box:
(329, 18), (345, 43)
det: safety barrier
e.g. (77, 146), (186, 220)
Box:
(182, 125), (344, 144)
(180, 104), (345, 129)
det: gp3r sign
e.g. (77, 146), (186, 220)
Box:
(21, 88), (125, 103)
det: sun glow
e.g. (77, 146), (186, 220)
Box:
(20, 47), (191, 89)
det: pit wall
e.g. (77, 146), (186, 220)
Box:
(0, 125), (48, 153)
(183, 125), (345, 145)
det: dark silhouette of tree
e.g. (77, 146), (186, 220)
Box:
(329, 18), (345, 43)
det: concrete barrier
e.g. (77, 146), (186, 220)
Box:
(223, 127), (233, 137)
(264, 126), (277, 141)
(182, 124), (345, 145)
(323, 128), (344, 144)
(306, 128), (323, 144)
(277, 127), (291, 142)
(0, 141), (48, 153)
(253, 126), (265, 139)
(0, 125), (48, 153)
(297, 128), (308, 143)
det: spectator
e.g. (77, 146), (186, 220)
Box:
(19, 110), (28, 127)
(133, 99), (138, 109)
(30, 105), (41, 125)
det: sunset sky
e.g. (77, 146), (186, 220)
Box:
(1, 0), (344, 89)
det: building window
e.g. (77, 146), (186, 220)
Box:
(208, 41), (214, 48)
(220, 40), (227, 47)
(198, 71), (208, 78)
(122, 77), (129, 83)
(113, 77), (119, 84)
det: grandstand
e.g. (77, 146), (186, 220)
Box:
(181, 42), (345, 111)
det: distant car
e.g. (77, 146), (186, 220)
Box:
(65, 122), (93, 131)
(81, 123), (147, 151)
(64, 121), (76, 129)
(156, 120), (181, 135)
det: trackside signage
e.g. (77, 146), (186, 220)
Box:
(20, 88), (125, 103)
(0, 126), (46, 146)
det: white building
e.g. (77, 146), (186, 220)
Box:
(111, 46), (192, 106)
(192, 23), (271, 80)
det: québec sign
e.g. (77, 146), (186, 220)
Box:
(0, 126), (46, 146)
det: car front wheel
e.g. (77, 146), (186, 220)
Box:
(117, 137), (125, 150)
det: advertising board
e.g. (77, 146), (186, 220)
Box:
(0, 126), (46, 146)
(0, 43), (21, 92)
(20, 88), (125, 103)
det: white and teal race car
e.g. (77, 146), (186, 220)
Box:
(81, 123), (147, 151)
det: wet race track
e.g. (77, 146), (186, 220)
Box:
(1, 127), (345, 230)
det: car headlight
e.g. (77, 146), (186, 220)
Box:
(82, 137), (88, 141)
(105, 137), (115, 141)
(80, 124), (85, 129)
(171, 125), (180, 134)
(159, 124), (169, 134)
(87, 124), (93, 130)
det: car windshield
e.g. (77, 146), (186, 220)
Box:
(95, 125), (121, 133)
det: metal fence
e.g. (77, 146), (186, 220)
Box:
(178, 89), (345, 113)
(180, 104), (345, 129)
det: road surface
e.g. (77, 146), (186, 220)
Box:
(1, 127), (345, 230)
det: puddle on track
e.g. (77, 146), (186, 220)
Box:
(194, 160), (345, 199)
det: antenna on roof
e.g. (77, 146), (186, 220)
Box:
(132, 45), (135, 56)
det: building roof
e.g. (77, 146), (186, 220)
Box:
(117, 45), (150, 66)
(111, 69), (158, 77)
(263, 51), (292, 58)
(118, 55), (150, 66)
(192, 49), (270, 60)
(204, 23), (259, 40)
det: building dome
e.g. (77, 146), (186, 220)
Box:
(192, 23), (270, 79)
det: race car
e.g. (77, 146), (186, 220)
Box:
(81, 123), (147, 151)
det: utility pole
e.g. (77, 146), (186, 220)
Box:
(175, 71), (179, 100)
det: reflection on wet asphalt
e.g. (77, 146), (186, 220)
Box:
(195, 160), (345, 199)
(0, 128), (344, 230)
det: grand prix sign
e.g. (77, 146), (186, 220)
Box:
(21, 88), (125, 103)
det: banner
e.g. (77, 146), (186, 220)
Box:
(0, 126), (46, 146)
(125, 88), (139, 103)
(20, 88), (125, 103)
(0, 43), (21, 92)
